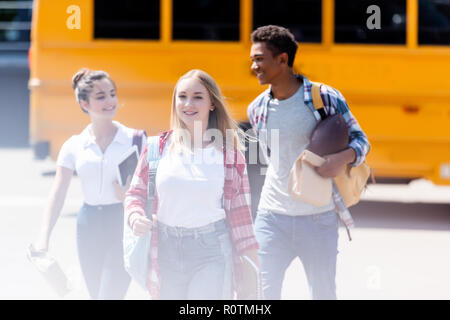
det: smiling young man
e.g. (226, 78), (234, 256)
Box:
(247, 25), (370, 300)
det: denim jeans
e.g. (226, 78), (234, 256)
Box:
(77, 203), (131, 300)
(157, 219), (233, 300)
(254, 210), (339, 300)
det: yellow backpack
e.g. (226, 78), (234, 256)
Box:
(310, 82), (373, 207)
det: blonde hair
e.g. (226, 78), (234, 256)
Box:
(169, 69), (245, 152)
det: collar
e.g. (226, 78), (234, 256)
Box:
(265, 74), (318, 119)
(81, 121), (128, 149)
(268, 74), (305, 99)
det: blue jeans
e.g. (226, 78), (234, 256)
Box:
(77, 203), (131, 300)
(254, 210), (339, 300)
(157, 219), (233, 300)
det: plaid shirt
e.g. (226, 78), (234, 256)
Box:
(124, 131), (259, 299)
(247, 75), (371, 232)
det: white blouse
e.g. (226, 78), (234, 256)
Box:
(155, 145), (226, 228)
(57, 121), (146, 205)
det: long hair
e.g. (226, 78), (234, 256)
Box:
(169, 69), (245, 152)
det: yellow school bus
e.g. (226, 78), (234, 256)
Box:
(29, 0), (450, 185)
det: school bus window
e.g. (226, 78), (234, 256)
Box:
(94, 0), (160, 40)
(419, 0), (450, 45)
(172, 0), (239, 41)
(253, 0), (321, 43)
(335, 0), (406, 44)
(0, 1), (32, 44)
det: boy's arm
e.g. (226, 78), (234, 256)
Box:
(317, 86), (370, 178)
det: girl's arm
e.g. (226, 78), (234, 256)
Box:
(124, 144), (152, 236)
(34, 166), (73, 252)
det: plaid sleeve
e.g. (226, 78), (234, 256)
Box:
(247, 99), (258, 130)
(321, 85), (371, 167)
(124, 143), (149, 226)
(247, 89), (270, 132)
(227, 150), (259, 255)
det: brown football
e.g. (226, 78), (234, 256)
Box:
(307, 113), (349, 156)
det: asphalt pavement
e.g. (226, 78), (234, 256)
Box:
(1, 148), (449, 300)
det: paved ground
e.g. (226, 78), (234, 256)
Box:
(1, 148), (449, 300)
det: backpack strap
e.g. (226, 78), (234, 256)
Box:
(311, 82), (328, 120)
(146, 135), (161, 218)
(132, 129), (146, 155)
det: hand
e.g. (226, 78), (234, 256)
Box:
(31, 239), (49, 253)
(29, 240), (49, 262)
(113, 176), (131, 202)
(32, 231), (51, 253)
(130, 213), (153, 237)
(316, 148), (356, 178)
(315, 153), (346, 178)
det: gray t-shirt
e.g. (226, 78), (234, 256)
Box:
(258, 85), (335, 215)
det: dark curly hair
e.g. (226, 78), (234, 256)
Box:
(251, 25), (298, 67)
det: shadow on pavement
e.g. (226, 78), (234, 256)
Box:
(349, 201), (450, 231)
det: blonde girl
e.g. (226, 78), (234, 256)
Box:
(125, 69), (260, 299)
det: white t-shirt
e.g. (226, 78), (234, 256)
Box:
(57, 121), (146, 205)
(259, 85), (335, 215)
(155, 145), (226, 228)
